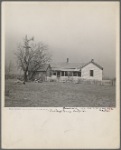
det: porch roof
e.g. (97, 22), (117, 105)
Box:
(52, 68), (80, 72)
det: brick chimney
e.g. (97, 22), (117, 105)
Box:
(91, 59), (94, 62)
(67, 58), (69, 63)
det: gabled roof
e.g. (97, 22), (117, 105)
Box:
(81, 60), (103, 70)
(28, 60), (103, 72)
(50, 62), (85, 70)
(50, 60), (103, 71)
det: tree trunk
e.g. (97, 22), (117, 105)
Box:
(24, 70), (28, 82)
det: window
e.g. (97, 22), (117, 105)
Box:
(65, 71), (68, 76)
(53, 71), (56, 76)
(90, 70), (94, 76)
(78, 72), (81, 77)
(73, 72), (78, 76)
(62, 71), (64, 76)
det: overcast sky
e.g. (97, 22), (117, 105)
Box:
(3, 2), (119, 78)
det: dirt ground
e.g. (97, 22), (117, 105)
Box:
(5, 79), (116, 107)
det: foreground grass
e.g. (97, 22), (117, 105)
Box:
(5, 79), (115, 107)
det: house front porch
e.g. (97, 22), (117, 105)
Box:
(47, 70), (81, 82)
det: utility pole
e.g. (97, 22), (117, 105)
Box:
(24, 35), (34, 60)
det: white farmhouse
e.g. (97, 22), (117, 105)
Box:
(48, 59), (103, 82)
(31, 59), (103, 82)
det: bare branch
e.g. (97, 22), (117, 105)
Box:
(15, 35), (51, 82)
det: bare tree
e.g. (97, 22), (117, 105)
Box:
(15, 35), (51, 82)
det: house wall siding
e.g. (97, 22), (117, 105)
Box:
(34, 72), (46, 81)
(32, 66), (51, 81)
(81, 63), (102, 80)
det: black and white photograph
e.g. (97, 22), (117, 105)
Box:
(2, 1), (120, 149)
(4, 2), (117, 107)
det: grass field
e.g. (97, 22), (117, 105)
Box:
(5, 79), (115, 107)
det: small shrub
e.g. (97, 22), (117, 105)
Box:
(49, 79), (56, 82)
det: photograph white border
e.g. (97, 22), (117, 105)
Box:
(1, 2), (120, 149)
